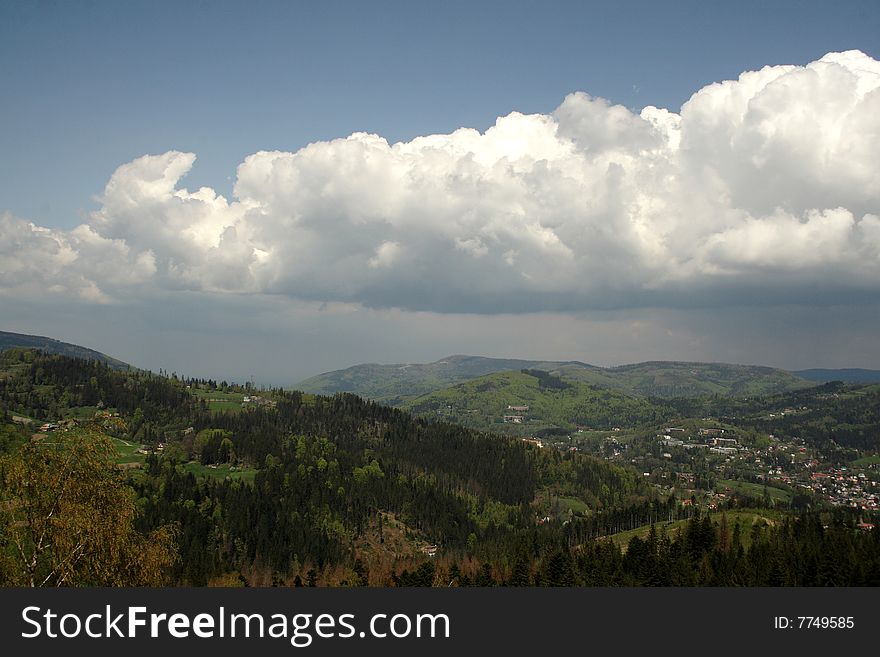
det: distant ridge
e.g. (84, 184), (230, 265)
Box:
(793, 368), (880, 384)
(295, 354), (591, 405)
(296, 355), (814, 404)
(0, 330), (130, 370)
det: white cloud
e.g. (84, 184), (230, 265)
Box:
(1, 51), (879, 313)
(701, 208), (857, 272)
(0, 212), (155, 303)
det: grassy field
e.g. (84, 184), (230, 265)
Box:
(603, 508), (783, 552)
(182, 461), (257, 482)
(553, 496), (590, 515)
(190, 388), (246, 412)
(63, 405), (119, 420)
(109, 433), (257, 482)
(111, 437), (146, 466)
(718, 479), (792, 503)
(851, 454), (880, 467)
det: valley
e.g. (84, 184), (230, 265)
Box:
(1, 338), (879, 587)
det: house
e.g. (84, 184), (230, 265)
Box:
(503, 415), (525, 424)
(507, 405), (529, 412)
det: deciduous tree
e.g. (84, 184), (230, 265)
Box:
(0, 428), (177, 586)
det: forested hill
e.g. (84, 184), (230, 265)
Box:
(0, 330), (130, 370)
(295, 354), (597, 404)
(596, 361), (814, 397)
(404, 369), (675, 433)
(1, 349), (878, 587)
(0, 349), (649, 585)
(298, 355), (815, 404)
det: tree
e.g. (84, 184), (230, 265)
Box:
(509, 551), (532, 586)
(0, 428), (177, 586)
(718, 513), (730, 554)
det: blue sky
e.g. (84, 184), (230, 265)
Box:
(2, 1), (879, 383)
(3, 0), (878, 229)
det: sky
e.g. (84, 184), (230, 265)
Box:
(1, 0), (879, 385)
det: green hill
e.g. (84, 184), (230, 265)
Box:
(296, 354), (597, 405)
(594, 361), (814, 398)
(0, 330), (130, 370)
(3, 349), (877, 588)
(403, 369), (672, 433)
(297, 355), (814, 404)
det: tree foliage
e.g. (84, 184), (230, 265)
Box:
(0, 428), (177, 586)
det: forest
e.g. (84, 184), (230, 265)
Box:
(0, 349), (878, 586)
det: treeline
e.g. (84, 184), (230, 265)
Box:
(520, 369), (570, 391)
(573, 509), (880, 586)
(394, 509), (880, 586)
(0, 349), (197, 427)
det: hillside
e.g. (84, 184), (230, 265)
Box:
(298, 355), (815, 404)
(403, 369), (673, 433)
(0, 348), (650, 586)
(2, 349), (877, 587)
(0, 330), (130, 370)
(597, 361), (814, 397)
(296, 354), (597, 404)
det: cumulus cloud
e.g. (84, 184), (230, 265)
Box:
(0, 212), (155, 302)
(1, 50), (879, 312)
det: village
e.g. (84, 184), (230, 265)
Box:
(504, 402), (880, 516)
(628, 426), (876, 514)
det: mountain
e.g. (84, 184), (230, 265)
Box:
(296, 354), (597, 405)
(793, 368), (880, 384)
(297, 355), (815, 404)
(0, 330), (130, 370)
(403, 369), (672, 433)
(593, 361), (814, 398)
(3, 349), (878, 588)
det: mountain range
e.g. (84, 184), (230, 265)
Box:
(297, 354), (819, 404)
(2, 330), (879, 402)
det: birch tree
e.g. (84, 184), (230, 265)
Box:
(0, 427), (176, 586)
